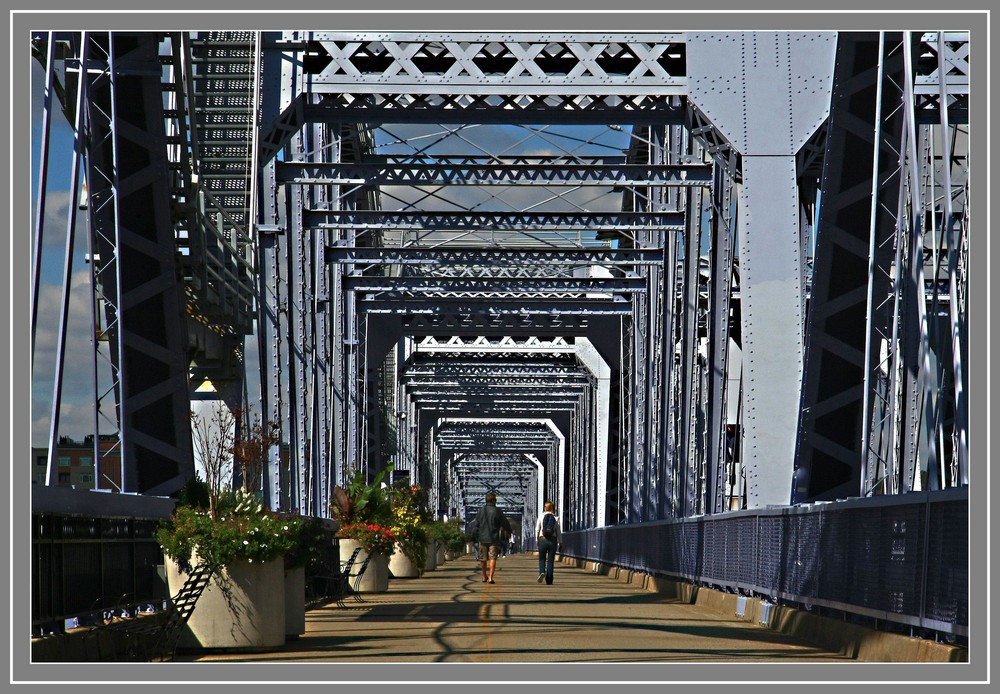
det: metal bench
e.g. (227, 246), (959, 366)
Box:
(309, 546), (360, 606)
(344, 552), (373, 604)
(308, 546), (374, 606)
(84, 563), (213, 661)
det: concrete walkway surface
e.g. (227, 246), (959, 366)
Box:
(175, 552), (857, 663)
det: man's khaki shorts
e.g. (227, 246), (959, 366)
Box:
(480, 543), (500, 560)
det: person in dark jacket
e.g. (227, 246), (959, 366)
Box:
(468, 517), (480, 562)
(474, 493), (512, 584)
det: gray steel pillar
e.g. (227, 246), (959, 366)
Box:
(686, 32), (836, 507)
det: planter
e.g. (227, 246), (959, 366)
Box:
(388, 542), (421, 578)
(284, 565), (305, 638)
(445, 549), (461, 561)
(424, 543), (437, 572)
(165, 554), (285, 651)
(339, 538), (389, 593)
(436, 544), (446, 564)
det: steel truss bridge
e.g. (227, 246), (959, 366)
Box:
(31, 31), (969, 638)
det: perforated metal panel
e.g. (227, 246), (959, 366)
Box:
(780, 513), (821, 598)
(925, 500), (968, 627)
(563, 490), (967, 635)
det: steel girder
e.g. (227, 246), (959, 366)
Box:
(263, 33), (689, 126)
(794, 32), (970, 501)
(794, 33), (907, 502)
(413, 336), (577, 354)
(259, 40), (382, 505)
(686, 32), (837, 508)
(67, 33), (196, 495)
(704, 164), (739, 512)
(452, 456), (535, 519)
(344, 275), (646, 294)
(277, 159), (712, 187)
(443, 423), (554, 521)
(306, 210), (685, 232)
(326, 246), (665, 266)
(43, 32), (96, 486)
(291, 32), (688, 94)
(359, 298), (632, 316)
(400, 313), (612, 337)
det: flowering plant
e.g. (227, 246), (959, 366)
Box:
(338, 523), (396, 557)
(389, 483), (432, 570)
(155, 483), (303, 575)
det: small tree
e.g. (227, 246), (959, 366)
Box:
(232, 407), (280, 500)
(189, 403), (281, 516)
(190, 402), (236, 520)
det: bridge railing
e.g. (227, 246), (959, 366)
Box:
(32, 511), (168, 637)
(560, 488), (967, 637)
(30, 486), (341, 638)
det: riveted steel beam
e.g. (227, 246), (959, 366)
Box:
(413, 335), (577, 354)
(277, 159), (712, 187)
(361, 297), (631, 315)
(307, 210), (685, 231)
(344, 275), (646, 294)
(326, 245), (665, 265)
(284, 33), (688, 93)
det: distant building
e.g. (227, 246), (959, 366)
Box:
(32, 435), (123, 492)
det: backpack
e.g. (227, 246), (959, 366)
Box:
(541, 513), (556, 540)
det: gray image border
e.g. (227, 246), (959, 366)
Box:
(7, 3), (992, 692)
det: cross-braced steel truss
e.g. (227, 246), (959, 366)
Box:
(32, 31), (969, 552)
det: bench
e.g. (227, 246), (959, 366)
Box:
(83, 563), (213, 661)
(308, 546), (373, 606)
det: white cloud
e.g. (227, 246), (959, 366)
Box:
(32, 189), (88, 251)
(31, 270), (114, 446)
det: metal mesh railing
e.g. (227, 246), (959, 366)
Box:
(561, 488), (967, 635)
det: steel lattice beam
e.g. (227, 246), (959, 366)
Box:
(278, 159), (711, 187)
(361, 298), (632, 316)
(326, 246), (665, 266)
(413, 335), (577, 353)
(345, 275), (646, 294)
(307, 210), (685, 231)
(287, 33), (688, 93)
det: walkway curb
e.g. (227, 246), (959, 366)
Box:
(553, 554), (968, 663)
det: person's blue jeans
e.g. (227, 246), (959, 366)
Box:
(473, 541), (480, 561)
(537, 537), (557, 584)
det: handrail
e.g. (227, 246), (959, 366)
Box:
(557, 488), (967, 637)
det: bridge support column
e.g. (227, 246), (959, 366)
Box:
(686, 31), (836, 507)
(736, 156), (805, 506)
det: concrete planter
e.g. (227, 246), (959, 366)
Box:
(388, 542), (421, 578)
(424, 543), (437, 572)
(165, 554), (285, 651)
(340, 538), (389, 592)
(284, 565), (305, 638)
(436, 544), (446, 564)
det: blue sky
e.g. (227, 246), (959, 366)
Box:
(31, 56), (106, 448)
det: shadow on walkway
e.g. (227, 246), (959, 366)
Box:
(177, 553), (852, 663)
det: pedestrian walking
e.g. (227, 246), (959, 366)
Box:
(534, 501), (561, 585)
(473, 493), (512, 584)
(468, 517), (481, 562)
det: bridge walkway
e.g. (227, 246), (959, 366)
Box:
(176, 552), (852, 663)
